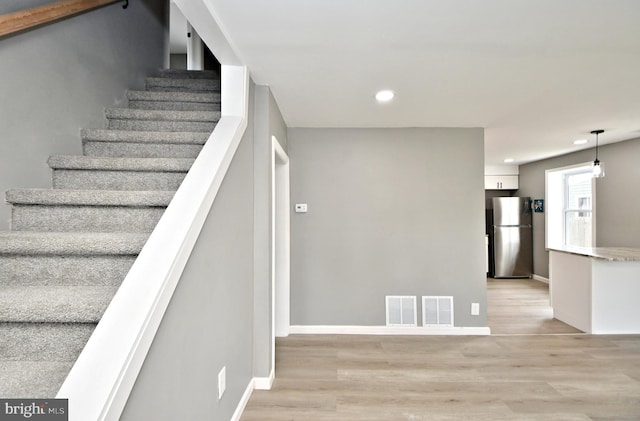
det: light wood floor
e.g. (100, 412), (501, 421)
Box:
(487, 278), (582, 335)
(241, 280), (640, 420)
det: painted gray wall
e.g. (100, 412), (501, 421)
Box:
(288, 128), (487, 327)
(518, 136), (640, 278)
(0, 0), (168, 229)
(120, 82), (256, 421)
(252, 85), (287, 378)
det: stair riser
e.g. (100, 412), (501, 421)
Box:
(107, 119), (216, 132)
(0, 287), (117, 323)
(0, 361), (75, 398)
(128, 100), (220, 112)
(0, 323), (95, 361)
(81, 129), (209, 145)
(84, 142), (203, 158)
(0, 255), (135, 287)
(145, 78), (220, 92)
(12, 206), (165, 233)
(157, 69), (219, 79)
(52, 170), (187, 190)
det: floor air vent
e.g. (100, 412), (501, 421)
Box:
(422, 296), (454, 327)
(385, 296), (417, 326)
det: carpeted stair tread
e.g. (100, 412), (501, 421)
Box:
(127, 90), (221, 104)
(0, 68), (218, 400)
(48, 155), (194, 172)
(157, 69), (219, 79)
(104, 108), (220, 122)
(127, 91), (221, 112)
(0, 232), (147, 255)
(0, 255), (135, 287)
(0, 361), (75, 398)
(0, 323), (94, 361)
(81, 129), (209, 145)
(145, 77), (220, 92)
(0, 286), (119, 323)
(107, 118), (216, 133)
(6, 189), (174, 207)
(83, 142), (203, 159)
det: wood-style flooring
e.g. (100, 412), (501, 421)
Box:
(487, 278), (582, 335)
(241, 279), (640, 420)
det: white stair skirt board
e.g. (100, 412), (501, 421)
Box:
(289, 325), (491, 336)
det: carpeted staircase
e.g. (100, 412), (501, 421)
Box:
(0, 69), (220, 398)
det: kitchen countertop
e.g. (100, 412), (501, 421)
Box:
(547, 246), (640, 262)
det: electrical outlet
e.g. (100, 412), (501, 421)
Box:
(218, 366), (226, 399)
(471, 303), (480, 316)
(295, 203), (308, 213)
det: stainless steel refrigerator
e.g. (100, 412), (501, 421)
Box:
(487, 197), (533, 278)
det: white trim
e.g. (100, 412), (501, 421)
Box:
(56, 66), (250, 421)
(289, 325), (491, 336)
(186, 23), (204, 71)
(230, 380), (254, 421)
(532, 274), (549, 284)
(253, 368), (275, 391)
(273, 137), (290, 340)
(172, 0), (241, 65)
(546, 162), (596, 250)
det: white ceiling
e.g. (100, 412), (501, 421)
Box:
(202, 0), (640, 166)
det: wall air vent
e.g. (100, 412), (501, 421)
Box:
(422, 296), (454, 327)
(385, 296), (417, 327)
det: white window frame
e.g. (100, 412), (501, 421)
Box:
(562, 168), (593, 247)
(546, 163), (597, 250)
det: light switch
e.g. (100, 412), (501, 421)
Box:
(295, 203), (308, 213)
(471, 303), (480, 316)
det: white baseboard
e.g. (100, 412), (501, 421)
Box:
(253, 368), (275, 390)
(230, 379), (254, 421)
(532, 274), (549, 284)
(289, 325), (491, 336)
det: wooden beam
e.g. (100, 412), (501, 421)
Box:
(0, 0), (123, 38)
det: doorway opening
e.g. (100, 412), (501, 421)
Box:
(169, 1), (220, 71)
(272, 136), (290, 372)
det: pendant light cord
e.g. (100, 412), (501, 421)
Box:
(591, 129), (604, 163)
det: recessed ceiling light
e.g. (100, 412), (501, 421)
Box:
(504, 158), (514, 163)
(573, 139), (588, 145)
(375, 90), (394, 102)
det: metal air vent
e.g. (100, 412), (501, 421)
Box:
(386, 296), (417, 327)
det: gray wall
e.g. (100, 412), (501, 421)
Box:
(0, 0), (168, 229)
(121, 82), (256, 421)
(518, 136), (640, 278)
(252, 85), (287, 378)
(288, 128), (487, 327)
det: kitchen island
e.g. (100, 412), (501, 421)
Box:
(548, 246), (640, 334)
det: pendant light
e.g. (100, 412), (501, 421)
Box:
(591, 129), (605, 178)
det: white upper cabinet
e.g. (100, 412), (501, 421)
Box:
(485, 165), (519, 190)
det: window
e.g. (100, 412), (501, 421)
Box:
(563, 170), (592, 247)
(546, 163), (596, 250)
